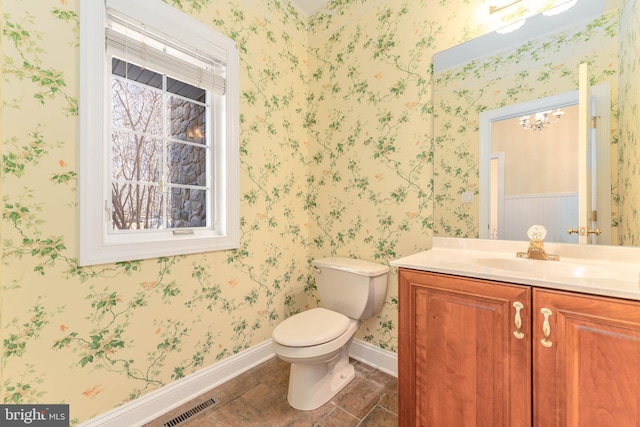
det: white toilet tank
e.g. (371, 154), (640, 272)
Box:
(312, 257), (389, 320)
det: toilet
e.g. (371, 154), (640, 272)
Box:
(272, 257), (389, 411)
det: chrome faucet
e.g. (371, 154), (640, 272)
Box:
(516, 225), (559, 261)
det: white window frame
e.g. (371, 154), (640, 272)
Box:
(79, 0), (239, 266)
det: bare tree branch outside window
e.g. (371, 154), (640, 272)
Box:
(110, 58), (209, 231)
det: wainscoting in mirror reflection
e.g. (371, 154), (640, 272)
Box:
(433, 1), (640, 246)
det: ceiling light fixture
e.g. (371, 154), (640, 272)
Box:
(489, 0), (523, 14)
(519, 108), (565, 131)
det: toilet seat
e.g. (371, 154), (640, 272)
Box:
(272, 308), (350, 347)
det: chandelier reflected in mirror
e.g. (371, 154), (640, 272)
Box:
(519, 108), (565, 131)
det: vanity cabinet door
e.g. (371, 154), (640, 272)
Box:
(533, 288), (640, 427)
(399, 269), (532, 427)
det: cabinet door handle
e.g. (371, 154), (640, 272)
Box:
(540, 308), (553, 348)
(513, 301), (525, 339)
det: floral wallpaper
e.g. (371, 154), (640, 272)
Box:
(2, 0), (311, 422)
(617, 0), (640, 245)
(1, 0), (639, 425)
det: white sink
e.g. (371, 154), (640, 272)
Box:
(391, 238), (640, 301)
(473, 257), (618, 279)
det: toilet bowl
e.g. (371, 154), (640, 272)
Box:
(272, 308), (358, 410)
(271, 257), (389, 411)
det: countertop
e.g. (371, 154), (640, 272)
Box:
(390, 237), (640, 301)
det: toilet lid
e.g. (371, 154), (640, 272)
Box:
(273, 308), (351, 347)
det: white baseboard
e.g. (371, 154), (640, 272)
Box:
(79, 338), (397, 426)
(79, 340), (275, 427)
(349, 339), (398, 377)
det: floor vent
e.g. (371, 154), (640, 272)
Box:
(162, 398), (218, 427)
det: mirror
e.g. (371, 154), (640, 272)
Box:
(433, 0), (640, 246)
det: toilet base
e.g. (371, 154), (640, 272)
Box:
(286, 343), (355, 411)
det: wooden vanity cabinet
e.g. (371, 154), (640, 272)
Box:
(398, 269), (532, 427)
(533, 288), (640, 427)
(399, 268), (640, 427)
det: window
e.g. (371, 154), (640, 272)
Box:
(79, 0), (239, 266)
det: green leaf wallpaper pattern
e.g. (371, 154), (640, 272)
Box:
(617, 0), (640, 245)
(2, 0), (310, 422)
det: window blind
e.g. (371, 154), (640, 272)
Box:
(105, 10), (226, 95)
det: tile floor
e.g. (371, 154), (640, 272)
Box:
(144, 356), (398, 427)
